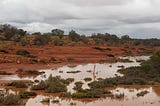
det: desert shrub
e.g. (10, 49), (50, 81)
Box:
(66, 78), (74, 83)
(137, 90), (149, 97)
(39, 59), (46, 64)
(49, 57), (56, 63)
(118, 58), (133, 63)
(19, 91), (37, 98)
(52, 99), (60, 104)
(41, 98), (50, 103)
(0, 49), (8, 53)
(93, 47), (104, 51)
(67, 70), (81, 73)
(25, 70), (44, 75)
(32, 75), (68, 93)
(16, 50), (30, 57)
(0, 71), (12, 75)
(105, 48), (112, 51)
(60, 92), (72, 98)
(73, 81), (83, 91)
(2, 94), (20, 105)
(31, 80), (47, 90)
(84, 77), (92, 82)
(7, 81), (27, 88)
(67, 57), (74, 62)
(68, 30), (81, 42)
(107, 54), (115, 57)
(72, 89), (111, 98)
(27, 54), (37, 58)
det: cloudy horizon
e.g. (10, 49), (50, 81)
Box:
(0, 0), (160, 38)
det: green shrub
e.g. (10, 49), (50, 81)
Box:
(66, 78), (74, 83)
(72, 89), (111, 98)
(73, 81), (83, 91)
(84, 77), (92, 82)
(7, 81), (27, 88)
(16, 50), (30, 57)
(2, 94), (20, 105)
(107, 54), (115, 57)
(137, 90), (149, 97)
(39, 59), (46, 64)
(31, 80), (47, 90)
(93, 47), (104, 51)
(0, 49), (8, 53)
(32, 75), (68, 93)
(67, 70), (81, 73)
(19, 91), (37, 98)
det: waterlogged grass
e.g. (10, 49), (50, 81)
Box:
(31, 75), (70, 93)
(72, 89), (112, 98)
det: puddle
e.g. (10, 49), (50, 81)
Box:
(1, 56), (160, 106)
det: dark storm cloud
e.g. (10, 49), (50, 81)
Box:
(0, 0), (160, 38)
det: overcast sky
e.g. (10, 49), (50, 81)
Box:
(0, 0), (160, 38)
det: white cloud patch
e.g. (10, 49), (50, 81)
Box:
(0, 0), (160, 38)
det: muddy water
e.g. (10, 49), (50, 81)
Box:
(25, 86), (160, 106)
(1, 56), (160, 106)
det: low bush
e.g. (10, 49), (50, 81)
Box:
(0, 49), (8, 53)
(67, 70), (81, 73)
(73, 81), (83, 91)
(72, 89), (111, 98)
(19, 91), (37, 98)
(137, 90), (149, 97)
(32, 75), (68, 93)
(93, 47), (104, 52)
(16, 50), (30, 57)
(84, 77), (92, 82)
(0, 94), (20, 105)
(7, 81), (27, 88)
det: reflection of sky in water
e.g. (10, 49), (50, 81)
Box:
(0, 56), (151, 93)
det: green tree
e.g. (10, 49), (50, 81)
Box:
(68, 30), (80, 42)
(121, 35), (131, 40)
(51, 29), (64, 36)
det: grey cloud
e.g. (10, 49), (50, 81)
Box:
(0, 0), (160, 38)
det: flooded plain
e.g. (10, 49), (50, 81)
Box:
(0, 56), (160, 106)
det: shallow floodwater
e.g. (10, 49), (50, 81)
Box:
(25, 86), (160, 106)
(1, 56), (160, 106)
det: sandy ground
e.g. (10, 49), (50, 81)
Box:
(0, 45), (159, 73)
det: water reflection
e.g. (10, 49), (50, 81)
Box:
(1, 56), (160, 106)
